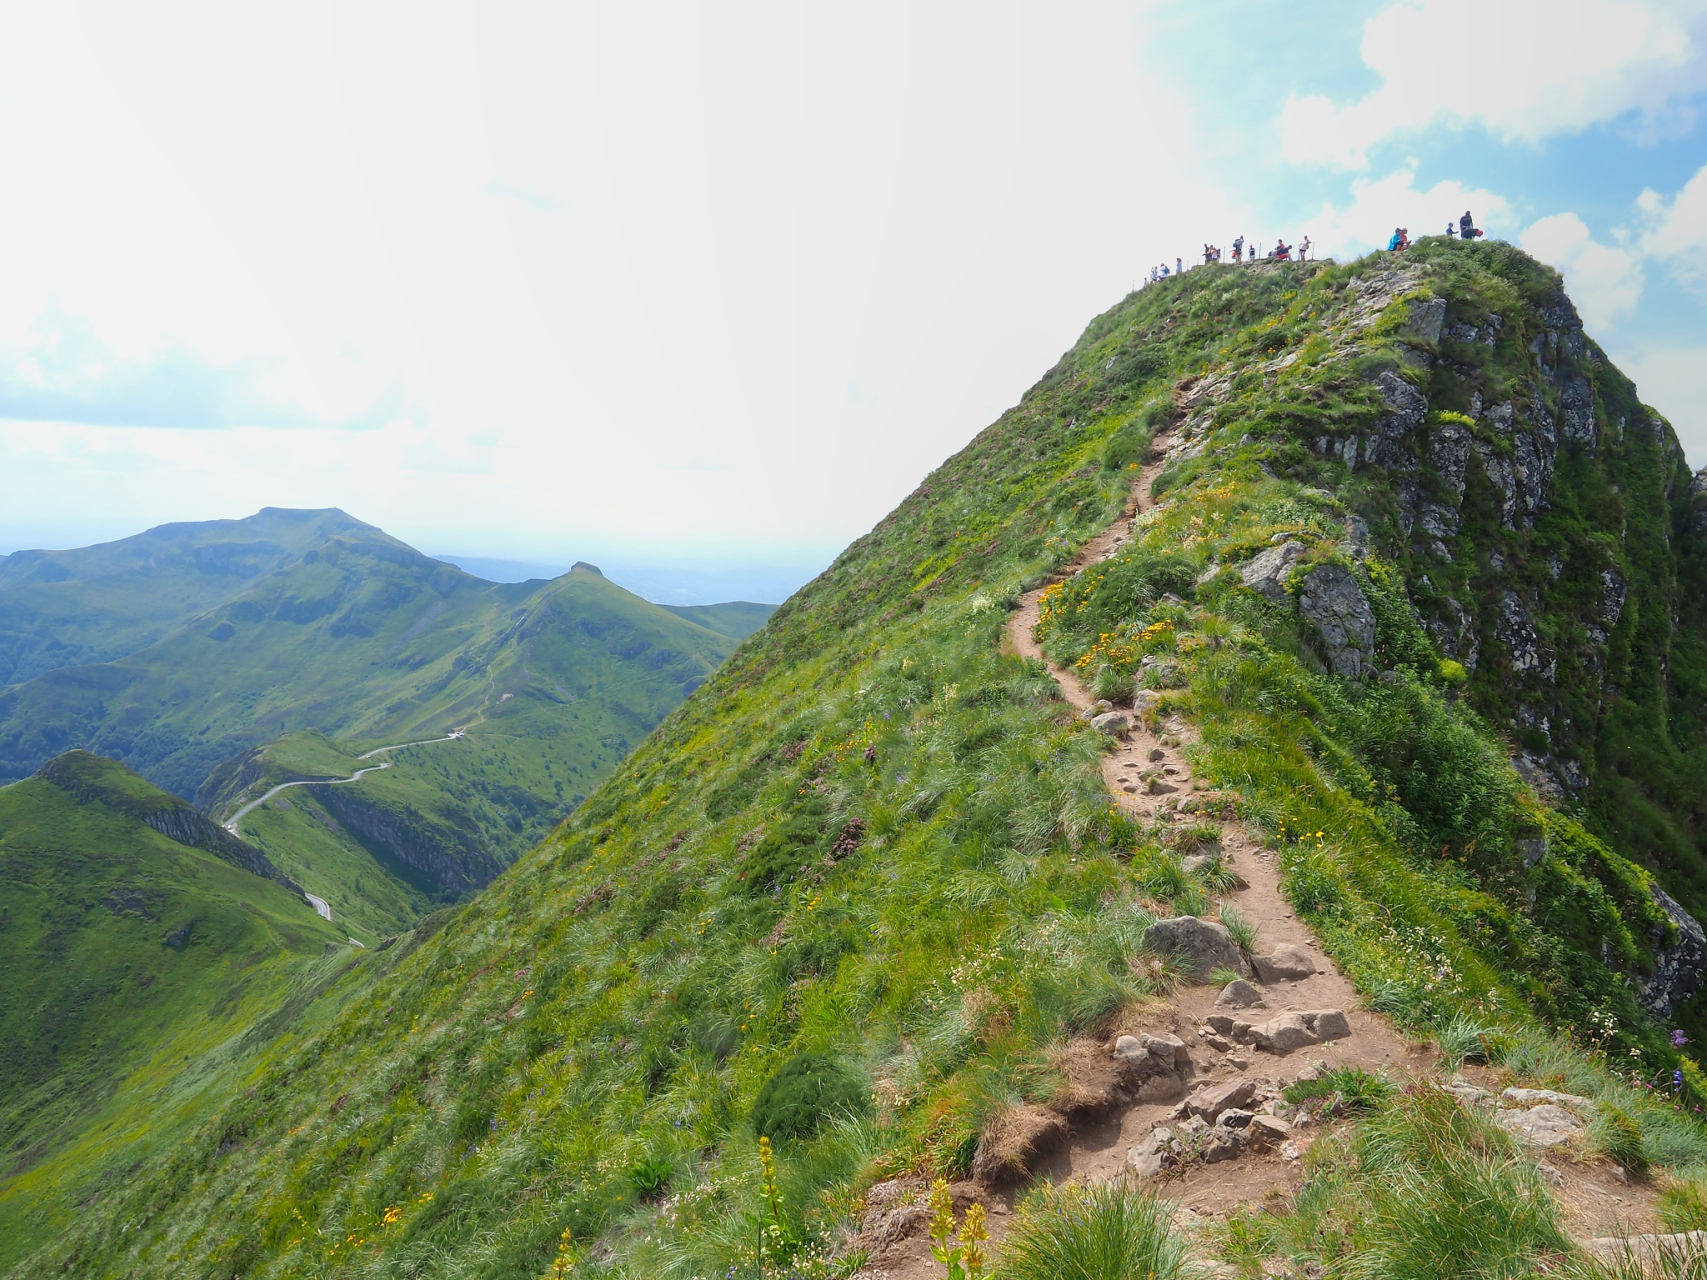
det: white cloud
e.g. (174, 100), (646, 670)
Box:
(1640, 162), (1707, 284)
(1520, 213), (1645, 329)
(1280, 0), (1707, 168)
(1609, 343), (1707, 465)
(1297, 167), (1510, 258)
(0, 1), (1248, 565)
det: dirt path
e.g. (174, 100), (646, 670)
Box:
(854, 429), (1659, 1276)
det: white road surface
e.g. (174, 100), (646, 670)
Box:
(221, 728), (468, 925)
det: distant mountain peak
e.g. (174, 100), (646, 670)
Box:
(571, 561), (603, 575)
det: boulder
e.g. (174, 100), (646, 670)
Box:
(1246, 1009), (1349, 1055)
(1247, 1115), (1293, 1150)
(1182, 853), (1217, 876)
(1201, 1126), (1242, 1163)
(1090, 711), (1131, 738)
(1494, 1104), (1583, 1149)
(1298, 564), (1377, 679)
(1142, 916), (1250, 982)
(1215, 979), (1267, 1010)
(1141, 1032), (1190, 1068)
(1253, 944), (1316, 982)
(1185, 1077), (1257, 1121)
(1239, 541), (1307, 603)
(1127, 1148), (1167, 1178)
(1217, 1108), (1255, 1130)
(1111, 1034), (1188, 1103)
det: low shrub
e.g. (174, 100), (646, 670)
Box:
(750, 1052), (870, 1142)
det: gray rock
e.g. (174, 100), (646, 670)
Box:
(1363, 370), (1430, 470)
(1185, 1077), (1257, 1121)
(1404, 296), (1447, 343)
(1218, 1108), (1256, 1130)
(1474, 441), (1519, 528)
(1253, 944), (1316, 982)
(1560, 373), (1596, 450)
(1298, 564), (1377, 679)
(1202, 1126), (1242, 1163)
(1638, 887), (1707, 1019)
(1429, 422), (1472, 498)
(1176, 1114), (1210, 1137)
(1090, 711), (1131, 737)
(1127, 1148), (1166, 1177)
(1142, 915), (1250, 982)
(1239, 541), (1306, 603)
(1182, 853), (1218, 876)
(1500, 1087), (1591, 1110)
(1139, 656), (1183, 688)
(1141, 1032), (1190, 1068)
(1215, 979), (1267, 1010)
(1601, 567), (1627, 628)
(1496, 592), (1549, 678)
(1419, 502), (1460, 541)
(1495, 1103), (1583, 1148)
(1246, 1009), (1350, 1055)
(1248, 1114), (1292, 1150)
(1135, 1127), (1174, 1160)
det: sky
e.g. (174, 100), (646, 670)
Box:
(1, 1), (1705, 603)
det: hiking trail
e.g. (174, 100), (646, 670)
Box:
(848, 424), (1660, 1277)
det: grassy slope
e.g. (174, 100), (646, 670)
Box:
(0, 755), (351, 1263)
(19, 242), (1707, 1279)
(0, 509), (372, 687)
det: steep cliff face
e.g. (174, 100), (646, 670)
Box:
(19, 241), (1707, 1280)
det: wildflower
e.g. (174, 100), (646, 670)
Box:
(1674, 1029), (1690, 1048)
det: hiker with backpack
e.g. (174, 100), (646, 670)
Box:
(1232, 235), (1244, 263)
(1460, 210), (1482, 240)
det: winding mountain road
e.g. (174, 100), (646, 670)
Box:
(222, 729), (467, 922)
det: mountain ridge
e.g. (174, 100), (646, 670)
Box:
(14, 241), (1707, 1278)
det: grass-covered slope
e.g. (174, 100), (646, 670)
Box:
(0, 508), (373, 687)
(19, 241), (1707, 1279)
(0, 754), (347, 1260)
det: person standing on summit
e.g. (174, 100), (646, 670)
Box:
(1232, 235), (1244, 263)
(1460, 210), (1480, 240)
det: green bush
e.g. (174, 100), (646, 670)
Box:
(1281, 1065), (1395, 1114)
(1000, 1183), (1192, 1280)
(750, 1052), (870, 1142)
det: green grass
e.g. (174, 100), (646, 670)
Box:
(0, 756), (363, 1264)
(1000, 1183), (1195, 1280)
(13, 244), (1707, 1279)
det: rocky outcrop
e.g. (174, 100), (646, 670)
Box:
(1638, 887), (1707, 1019)
(1299, 564), (1377, 678)
(1239, 540), (1305, 602)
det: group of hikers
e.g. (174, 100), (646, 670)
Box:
(1146, 234), (1312, 285)
(1388, 210), (1485, 252)
(1199, 234), (1311, 266)
(1149, 210), (1486, 287)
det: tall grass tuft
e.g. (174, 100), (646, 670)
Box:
(999, 1182), (1196, 1280)
(1281, 1091), (1573, 1280)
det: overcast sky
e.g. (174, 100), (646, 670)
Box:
(3, 0), (1706, 601)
